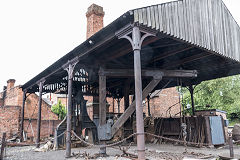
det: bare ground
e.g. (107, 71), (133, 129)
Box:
(3, 143), (240, 160)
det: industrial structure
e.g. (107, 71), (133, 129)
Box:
(20, 0), (240, 159)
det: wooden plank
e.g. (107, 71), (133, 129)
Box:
(162, 52), (212, 69)
(204, 116), (212, 146)
(99, 67), (106, 125)
(151, 46), (194, 62)
(102, 69), (197, 78)
(111, 77), (162, 136)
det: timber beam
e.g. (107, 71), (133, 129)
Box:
(111, 76), (162, 136)
(101, 69), (197, 78)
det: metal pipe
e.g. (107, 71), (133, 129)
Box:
(36, 81), (44, 148)
(66, 64), (73, 158)
(20, 91), (26, 142)
(133, 26), (145, 160)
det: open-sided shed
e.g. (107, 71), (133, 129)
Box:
(21, 0), (240, 159)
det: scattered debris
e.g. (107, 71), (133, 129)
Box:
(72, 151), (108, 159)
(117, 143), (138, 159)
(34, 141), (53, 152)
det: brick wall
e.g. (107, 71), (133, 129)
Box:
(145, 87), (181, 118)
(25, 93), (58, 120)
(0, 79), (59, 139)
(0, 105), (61, 139)
(0, 106), (21, 138)
(23, 119), (61, 139)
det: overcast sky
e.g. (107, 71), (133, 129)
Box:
(0, 0), (239, 91)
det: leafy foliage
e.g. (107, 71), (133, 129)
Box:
(51, 100), (66, 120)
(182, 75), (240, 120)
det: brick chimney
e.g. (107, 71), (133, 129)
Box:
(86, 4), (104, 39)
(7, 79), (16, 90)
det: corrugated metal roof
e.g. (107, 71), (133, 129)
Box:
(21, 0), (240, 95)
(133, 0), (240, 62)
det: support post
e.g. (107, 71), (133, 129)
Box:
(65, 61), (77, 158)
(0, 133), (6, 160)
(133, 27), (145, 159)
(229, 133), (234, 158)
(20, 91), (26, 142)
(147, 95), (151, 117)
(99, 67), (107, 155)
(124, 80), (130, 110)
(36, 80), (44, 148)
(117, 98), (121, 113)
(189, 85), (195, 116)
(116, 24), (156, 160)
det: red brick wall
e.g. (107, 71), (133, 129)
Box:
(0, 106), (21, 138)
(23, 119), (61, 139)
(145, 87), (181, 118)
(25, 93), (58, 120)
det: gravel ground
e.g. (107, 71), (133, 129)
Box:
(3, 143), (240, 160)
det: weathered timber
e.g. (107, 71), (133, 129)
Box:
(163, 52), (212, 69)
(189, 85), (195, 116)
(65, 61), (78, 158)
(111, 77), (162, 136)
(20, 91), (26, 142)
(0, 133), (6, 160)
(99, 67), (107, 125)
(102, 69), (197, 78)
(36, 80), (44, 148)
(151, 46), (194, 62)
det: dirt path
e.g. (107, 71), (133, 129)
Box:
(3, 143), (240, 160)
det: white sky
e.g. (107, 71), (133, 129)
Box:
(0, 0), (239, 91)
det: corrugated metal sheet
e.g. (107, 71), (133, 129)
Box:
(133, 0), (240, 62)
(209, 116), (225, 145)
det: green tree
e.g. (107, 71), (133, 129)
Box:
(51, 100), (66, 120)
(182, 75), (240, 119)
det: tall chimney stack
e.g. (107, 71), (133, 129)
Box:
(7, 79), (16, 90)
(86, 4), (104, 39)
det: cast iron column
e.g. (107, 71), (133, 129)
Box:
(36, 80), (44, 148)
(189, 85), (195, 116)
(116, 24), (156, 160)
(133, 26), (145, 159)
(20, 91), (26, 142)
(65, 62), (76, 158)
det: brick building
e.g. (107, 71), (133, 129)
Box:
(0, 79), (60, 139)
